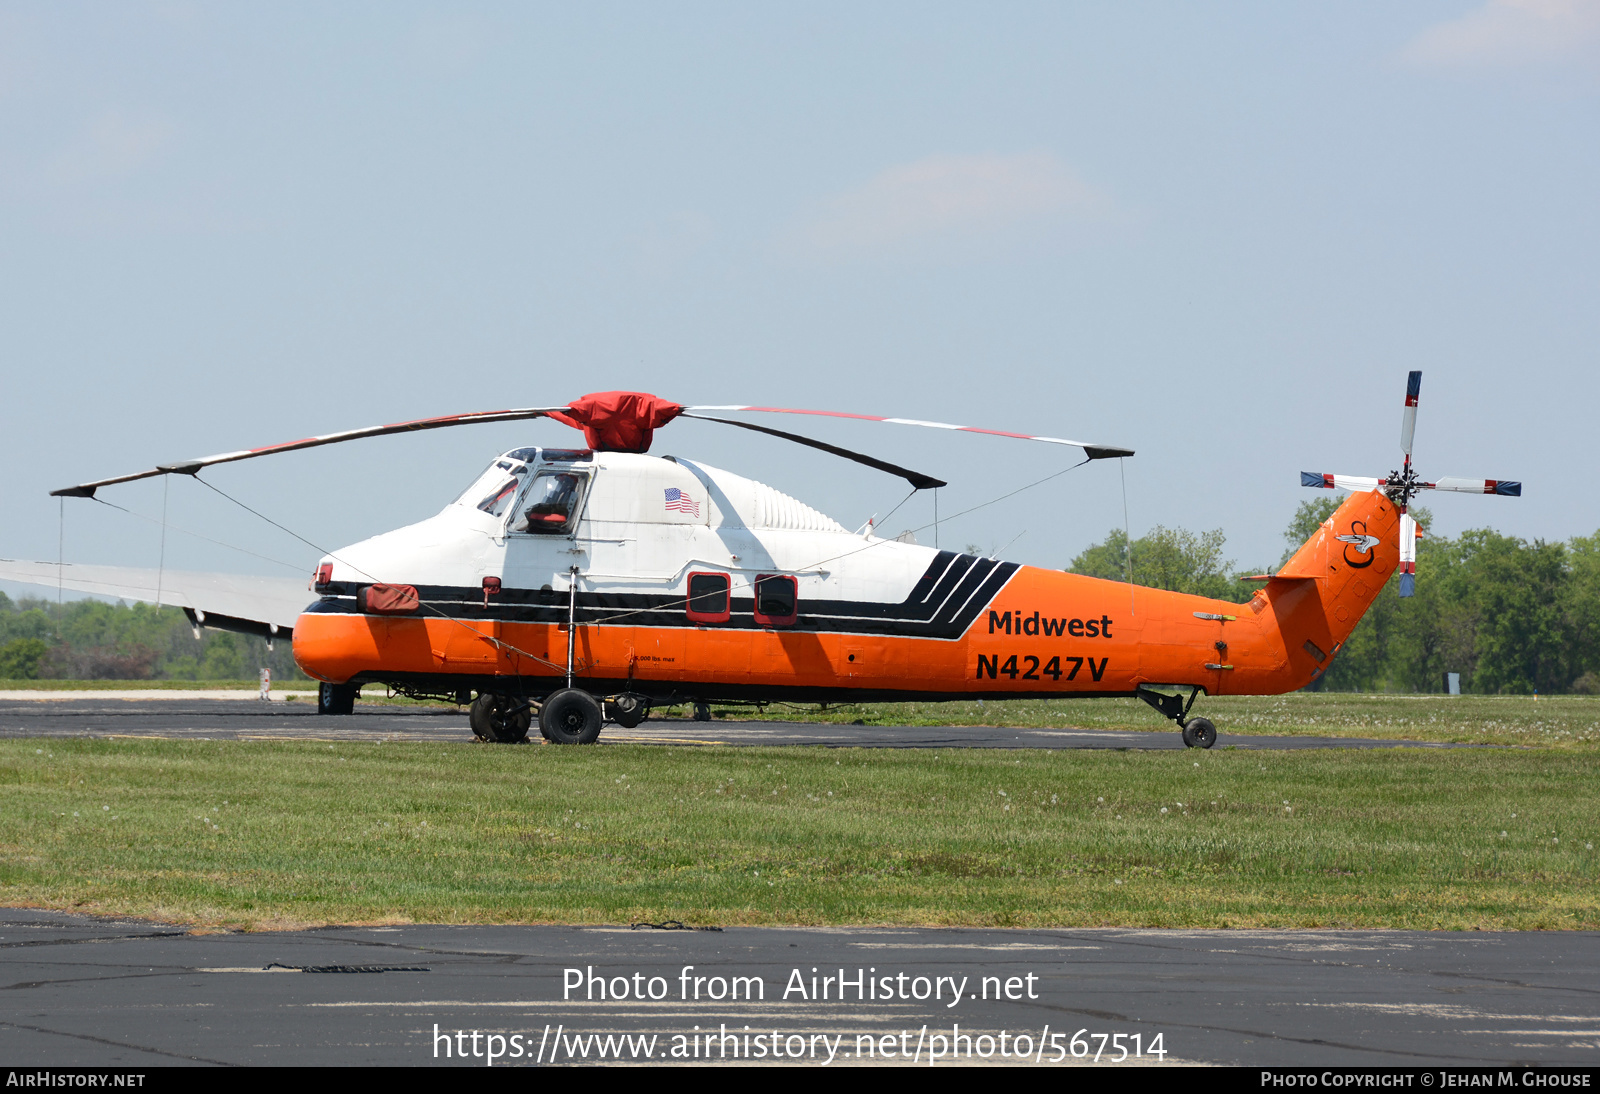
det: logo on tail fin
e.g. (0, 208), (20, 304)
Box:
(1336, 521), (1380, 568)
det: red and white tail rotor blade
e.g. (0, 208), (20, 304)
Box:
(1427, 477), (1522, 497)
(686, 404), (1134, 460)
(1398, 511), (1418, 597)
(1401, 370), (1421, 461)
(1300, 472), (1383, 492)
(51, 407), (569, 498)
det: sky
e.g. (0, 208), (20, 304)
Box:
(2, 1), (1597, 599)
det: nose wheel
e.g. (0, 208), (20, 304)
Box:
(318, 682), (357, 716)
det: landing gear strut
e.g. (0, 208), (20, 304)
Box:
(605, 693), (649, 729)
(1136, 685), (1218, 749)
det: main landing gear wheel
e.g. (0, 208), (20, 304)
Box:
(605, 694), (648, 729)
(469, 693), (531, 743)
(318, 682), (357, 716)
(1182, 717), (1217, 750)
(692, 702), (712, 722)
(540, 688), (604, 745)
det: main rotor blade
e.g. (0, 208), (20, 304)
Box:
(686, 404), (1134, 460)
(681, 414), (947, 490)
(50, 407), (569, 497)
(1301, 472), (1383, 492)
(1426, 477), (1522, 497)
(1401, 370), (1421, 460)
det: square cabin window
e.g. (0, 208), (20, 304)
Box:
(753, 574), (798, 627)
(516, 470), (587, 535)
(685, 572), (731, 624)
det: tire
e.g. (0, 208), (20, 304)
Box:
(318, 681), (357, 716)
(693, 702), (712, 722)
(605, 694), (648, 729)
(539, 689), (604, 745)
(1182, 716), (1217, 749)
(470, 692), (531, 743)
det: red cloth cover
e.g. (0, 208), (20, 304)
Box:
(550, 391), (683, 453)
(360, 583), (420, 614)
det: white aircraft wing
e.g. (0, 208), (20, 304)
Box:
(0, 559), (310, 637)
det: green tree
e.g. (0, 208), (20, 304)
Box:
(1466, 532), (1568, 694)
(1069, 525), (1244, 600)
(1563, 531), (1600, 692)
(0, 594), (305, 682)
(0, 638), (50, 680)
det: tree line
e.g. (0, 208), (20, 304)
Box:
(1067, 500), (1600, 695)
(0, 593), (305, 682)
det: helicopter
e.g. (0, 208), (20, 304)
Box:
(25, 376), (1516, 749)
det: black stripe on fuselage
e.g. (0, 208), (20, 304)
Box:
(344, 668), (1135, 705)
(306, 551), (1019, 640)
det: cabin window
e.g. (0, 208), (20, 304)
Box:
(685, 572), (731, 623)
(516, 470), (587, 535)
(753, 574), (798, 627)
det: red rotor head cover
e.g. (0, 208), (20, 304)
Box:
(550, 391), (684, 453)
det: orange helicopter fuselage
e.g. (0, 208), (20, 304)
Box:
(293, 460), (1400, 705)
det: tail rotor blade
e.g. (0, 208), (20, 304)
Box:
(1301, 472), (1382, 492)
(1428, 477), (1522, 497)
(1398, 510), (1418, 597)
(1401, 370), (1421, 459)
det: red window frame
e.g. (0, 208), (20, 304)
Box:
(752, 574), (798, 627)
(685, 571), (732, 624)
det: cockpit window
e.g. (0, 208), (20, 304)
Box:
(517, 470), (586, 535)
(454, 459), (529, 518)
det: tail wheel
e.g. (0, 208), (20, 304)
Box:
(470, 693), (531, 743)
(1182, 717), (1217, 749)
(539, 689), (604, 745)
(605, 694), (648, 729)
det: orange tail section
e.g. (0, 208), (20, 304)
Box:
(1245, 488), (1402, 690)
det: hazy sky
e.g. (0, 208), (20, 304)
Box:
(3, 2), (1597, 597)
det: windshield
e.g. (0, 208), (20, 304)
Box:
(453, 458), (529, 518)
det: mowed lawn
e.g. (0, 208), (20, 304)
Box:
(1, 739), (1595, 930)
(738, 693), (1600, 748)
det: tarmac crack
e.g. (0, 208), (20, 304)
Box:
(0, 931), (189, 950)
(0, 1020), (237, 1066)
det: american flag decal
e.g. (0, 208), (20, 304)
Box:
(663, 487), (699, 516)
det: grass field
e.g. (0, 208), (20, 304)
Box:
(685, 693), (1600, 749)
(1, 738), (1595, 931)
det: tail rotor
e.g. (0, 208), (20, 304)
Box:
(1300, 370), (1521, 597)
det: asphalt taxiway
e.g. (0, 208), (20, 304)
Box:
(0, 697), (1494, 750)
(0, 911), (1594, 1067)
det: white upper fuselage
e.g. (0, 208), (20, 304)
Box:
(317, 448), (942, 611)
